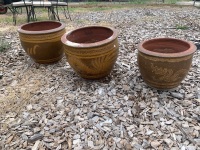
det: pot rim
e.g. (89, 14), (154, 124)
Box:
(138, 37), (197, 57)
(61, 26), (118, 48)
(17, 21), (65, 34)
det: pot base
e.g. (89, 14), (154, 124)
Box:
(78, 71), (111, 80)
(33, 55), (63, 64)
(143, 78), (180, 90)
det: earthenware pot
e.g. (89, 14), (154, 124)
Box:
(61, 26), (119, 79)
(137, 38), (196, 89)
(18, 21), (66, 64)
(0, 4), (7, 14)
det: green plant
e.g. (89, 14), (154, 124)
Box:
(0, 38), (10, 52)
(176, 24), (189, 30)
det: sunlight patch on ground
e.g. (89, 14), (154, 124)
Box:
(0, 27), (10, 32)
(0, 26), (17, 33)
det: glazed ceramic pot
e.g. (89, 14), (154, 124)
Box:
(137, 38), (196, 89)
(18, 21), (66, 64)
(61, 26), (119, 79)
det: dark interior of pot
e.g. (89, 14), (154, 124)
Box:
(143, 38), (190, 53)
(21, 21), (61, 31)
(67, 27), (113, 43)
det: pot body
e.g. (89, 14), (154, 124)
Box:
(137, 38), (196, 89)
(18, 21), (66, 64)
(62, 26), (119, 79)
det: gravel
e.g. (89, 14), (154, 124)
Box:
(0, 4), (200, 150)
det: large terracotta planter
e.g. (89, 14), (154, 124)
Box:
(18, 21), (66, 64)
(61, 26), (119, 79)
(137, 38), (196, 89)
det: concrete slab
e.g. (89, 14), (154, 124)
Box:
(176, 1), (200, 7)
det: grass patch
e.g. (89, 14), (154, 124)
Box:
(129, 0), (153, 4)
(0, 38), (10, 52)
(91, 6), (112, 11)
(0, 14), (14, 24)
(86, 0), (99, 5)
(165, 0), (178, 4)
(69, 4), (124, 12)
(164, 0), (190, 4)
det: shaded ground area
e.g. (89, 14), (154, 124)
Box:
(0, 4), (200, 150)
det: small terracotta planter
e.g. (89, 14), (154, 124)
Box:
(137, 38), (196, 89)
(61, 26), (119, 79)
(18, 21), (66, 64)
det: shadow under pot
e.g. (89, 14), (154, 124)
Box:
(18, 21), (66, 64)
(137, 38), (196, 90)
(61, 26), (119, 79)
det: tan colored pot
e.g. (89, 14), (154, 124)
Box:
(137, 38), (196, 89)
(61, 26), (119, 79)
(18, 21), (66, 64)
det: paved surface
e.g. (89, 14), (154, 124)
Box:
(175, 1), (200, 6)
(68, 1), (200, 7)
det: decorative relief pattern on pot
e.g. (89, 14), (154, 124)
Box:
(67, 56), (91, 74)
(151, 63), (188, 82)
(67, 51), (118, 74)
(26, 45), (39, 55)
(19, 29), (66, 43)
(91, 51), (118, 71)
(139, 52), (192, 62)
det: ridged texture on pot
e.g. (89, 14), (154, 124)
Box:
(63, 38), (119, 79)
(137, 52), (194, 89)
(18, 22), (66, 64)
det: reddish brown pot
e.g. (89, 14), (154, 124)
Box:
(18, 21), (66, 64)
(137, 38), (196, 89)
(61, 26), (119, 79)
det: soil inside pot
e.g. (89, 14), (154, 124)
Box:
(67, 27), (113, 44)
(21, 22), (61, 31)
(143, 39), (190, 53)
